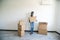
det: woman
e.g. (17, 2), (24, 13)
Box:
(29, 11), (36, 34)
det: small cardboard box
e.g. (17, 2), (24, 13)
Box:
(29, 16), (36, 22)
(18, 31), (25, 37)
(18, 25), (25, 31)
(18, 20), (24, 25)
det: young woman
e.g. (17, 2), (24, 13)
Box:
(29, 11), (36, 34)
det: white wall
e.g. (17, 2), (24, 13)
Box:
(0, 0), (56, 31)
(55, 0), (60, 33)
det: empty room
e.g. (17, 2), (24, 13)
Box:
(0, 0), (60, 40)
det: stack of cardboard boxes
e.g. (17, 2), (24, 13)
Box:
(38, 22), (47, 35)
(18, 20), (25, 37)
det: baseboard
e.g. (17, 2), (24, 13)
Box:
(48, 31), (56, 32)
(0, 29), (17, 31)
(25, 30), (38, 32)
(25, 30), (56, 33)
(0, 29), (56, 32)
(0, 29), (60, 35)
(56, 31), (60, 35)
(0, 29), (37, 32)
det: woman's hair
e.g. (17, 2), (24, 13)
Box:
(31, 11), (34, 17)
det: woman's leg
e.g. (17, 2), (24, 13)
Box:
(30, 22), (34, 34)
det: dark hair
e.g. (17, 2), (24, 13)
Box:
(31, 11), (34, 17)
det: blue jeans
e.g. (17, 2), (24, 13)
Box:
(30, 22), (34, 34)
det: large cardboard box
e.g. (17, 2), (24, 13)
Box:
(38, 22), (47, 35)
(38, 24), (47, 29)
(38, 29), (47, 35)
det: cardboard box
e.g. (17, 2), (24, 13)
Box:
(18, 25), (25, 31)
(29, 16), (36, 22)
(18, 31), (25, 37)
(18, 31), (25, 34)
(38, 29), (47, 32)
(38, 22), (47, 35)
(18, 20), (24, 25)
(38, 30), (47, 35)
(38, 24), (47, 30)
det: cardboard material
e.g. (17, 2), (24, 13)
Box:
(38, 22), (47, 35)
(18, 20), (25, 37)
(18, 25), (25, 31)
(18, 31), (25, 37)
(38, 30), (47, 35)
(18, 20), (24, 25)
(29, 16), (36, 22)
(38, 24), (47, 29)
